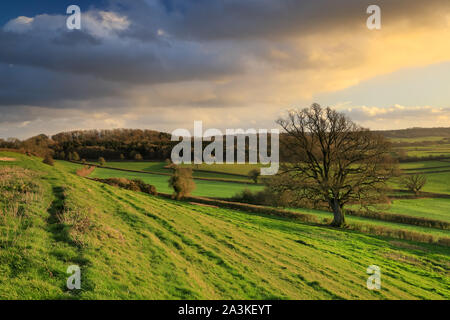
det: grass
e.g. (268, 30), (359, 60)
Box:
(390, 137), (446, 143)
(63, 162), (264, 199)
(180, 163), (265, 176)
(288, 208), (450, 240)
(390, 171), (450, 195)
(385, 198), (450, 223)
(396, 143), (450, 158)
(0, 151), (449, 299)
(86, 161), (254, 182)
(399, 160), (450, 170)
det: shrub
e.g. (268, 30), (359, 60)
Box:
(93, 178), (157, 195)
(43, 154), (54, 166)
(248, 169), (261, 184)
(98, 157), (106, 166)
(134, 153), (143, 161)
(76, 166), (95, 177)
(169, 167), (196, 200)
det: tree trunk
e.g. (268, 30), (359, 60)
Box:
(330, 199), (345, 227)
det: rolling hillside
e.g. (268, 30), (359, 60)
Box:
(0, 151), (449, 299)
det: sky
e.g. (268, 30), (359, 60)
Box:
(0, 0), (450, 139)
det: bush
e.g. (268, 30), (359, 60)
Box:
(76, 166), (95, 177)
(229, 187), (298, 208)
(134, 153), (143, 161)
(93, 178), (157, 195)
(43, 154), (54, 166)
(169, 167), (196, 200)
(98, 157), (106, 166)
(248, 169), (261, 183)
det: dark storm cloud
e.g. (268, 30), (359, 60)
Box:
(0, 63), (121, 107)
(0, 0), (449, 137)
(121, 0), (450, 41)
(1, 0), (448, 103)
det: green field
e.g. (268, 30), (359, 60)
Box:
(89, 161), (253, 182)
(180, 163), (264, 176)
(65, 162), (264, 199)
(399, 161), (450, 170)
(72, 159), (450, 230)
(396, 144), (450, 158)
(289, 208), (450, 239)
(390, 171), (450, 195)
(390, 137), (447, 143)
(385, 198), (450, 223)
(1, 152), (449, 299)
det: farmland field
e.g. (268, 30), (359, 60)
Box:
(289, 207), (450, 239)
(87, 161), (253, 182)
(79, 165), (264, 198)
(396, 144), (450, 158)
(0, 152), (449, 300)
(70, 159), (450, 229)
(385, 198), (450, 223)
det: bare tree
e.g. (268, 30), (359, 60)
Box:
(401, 174), (427, 196)
(275, 104), (397, 227)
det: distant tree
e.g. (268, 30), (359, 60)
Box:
(67, 152), (74, 161)
(72, 152), (80, 161)
(401, 174), (427, 196)
(134, 153), (143, 161)
(43, 154), (54, 166)
(248, 169), (261, 184)
(274, 103), (397, 227)
(169, 167), (196, 200)
(120, 154), (125, 161)
(58, 151), (66, 160)
(98, 157), (106, 166)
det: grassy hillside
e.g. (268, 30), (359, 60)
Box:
(72, 160), (450, 236)
(0, 151), (449, 300)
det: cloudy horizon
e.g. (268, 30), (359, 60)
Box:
(1, 0), (450, 139)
